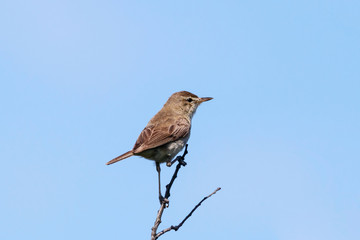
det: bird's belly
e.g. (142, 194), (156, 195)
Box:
(138, 138), (188, 163)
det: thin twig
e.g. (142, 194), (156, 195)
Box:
(150, 145), (221, 240)
(155, 187), (221, 239)
(150, 146), (188, 240)
(151, 200), (167, 240)
(164, 144), (188, 200)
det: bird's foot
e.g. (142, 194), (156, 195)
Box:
(167, 156), (180, 167)
(178, 157), (187, 166)
(159, 195), (169, 207)
(166, 145), (189, 167)
(167, 156), (187, 167)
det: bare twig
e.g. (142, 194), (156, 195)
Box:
(164, 144), (188, 200)
(151, 199), (167, 240)
(150, 144), (221, 239)
(155, 187), (221, 239)
(151, 146), (188, 240)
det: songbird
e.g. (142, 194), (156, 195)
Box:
(107, 91), (212, 201)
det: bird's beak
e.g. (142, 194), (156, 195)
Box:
(199, 97), (213, 103)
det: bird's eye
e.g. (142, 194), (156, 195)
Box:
(187, 98), (193, 102)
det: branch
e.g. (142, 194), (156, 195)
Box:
(151, 200), (167, 240)
(150, 144), (221, 239)
(155, 187), (221, 239)
(164, 144), (188, 200)
(151, 145), (188, 240)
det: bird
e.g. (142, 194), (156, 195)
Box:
(106, 91), (212, 201)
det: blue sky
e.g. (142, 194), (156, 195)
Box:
(1, 1), (359, 239)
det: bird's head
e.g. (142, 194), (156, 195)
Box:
(165, 91), (213, 119)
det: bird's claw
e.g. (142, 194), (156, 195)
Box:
(159, 195), (169, 206)
(167, 156), (187, 167)
(178, 157), (187, 166)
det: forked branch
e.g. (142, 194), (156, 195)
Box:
(155, 187), (221, 239)
(150, 145), (221, 240)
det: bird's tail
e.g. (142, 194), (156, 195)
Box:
(106, 151), (133, 165)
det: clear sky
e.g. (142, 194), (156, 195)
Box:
(1, 1), (359, 239)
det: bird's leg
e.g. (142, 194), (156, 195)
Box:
(156, 162), (164, 204)
(166, 144), (189, 167)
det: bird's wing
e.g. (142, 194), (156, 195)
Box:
(132, 117), (190, 154)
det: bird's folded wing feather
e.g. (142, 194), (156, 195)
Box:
(132, 117), (190, 153)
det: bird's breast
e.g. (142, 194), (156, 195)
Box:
(137, 136), (189, 163)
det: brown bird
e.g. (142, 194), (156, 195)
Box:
(107, 91), (212, 201)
